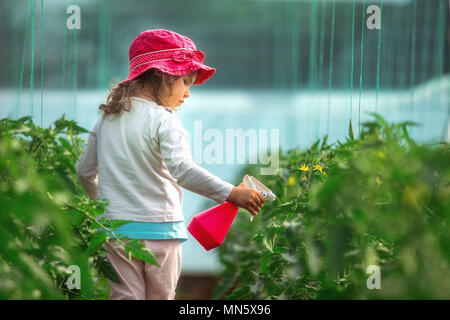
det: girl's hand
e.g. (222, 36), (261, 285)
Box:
(226, 183), (266, 217)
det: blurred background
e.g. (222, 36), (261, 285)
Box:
(1, 0), (448, 299)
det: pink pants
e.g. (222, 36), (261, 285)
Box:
(103, 239), (182, 300)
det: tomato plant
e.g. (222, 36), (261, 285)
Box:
(0, 116), (158, 299)
(214, 113), (450, 300)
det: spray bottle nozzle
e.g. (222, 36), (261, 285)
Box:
(242, 175), (277, 221)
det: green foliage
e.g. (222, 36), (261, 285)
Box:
(0, 115), (159, 299)
(214, 113), (450, 300)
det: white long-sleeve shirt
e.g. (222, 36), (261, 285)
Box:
(76, 96), (235, 222)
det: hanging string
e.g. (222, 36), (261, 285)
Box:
(273, 3), (278, 89)
(399, 5), (408, 90)
(436, 0), (446, 140)
(60, 0), (70, 120)
(72, 0), (78, 119)
(61, 1), (68, 91)
(375, 0), (383, 113)
(280, 3), (287, 90)
(283, 2), (289, 90)
(409, 0), (417, 112)
(271, 4), (279, 89)
(386, 6), (396, 90)
(98, 0), (110, 88)
(258, 2), (265, 88)
(315, 0), (326, 139)
(419, 1), (432, 141)
(290, 0), (299, 91)
(16, 0), (32, 119)
(29, 0), (36, 120)
(436, 1), (445, 78)
(349, 0), (356, 130)
(326, 1), (336, 135)
(290, 1), (300, 142)
(277, 4), (285, 89)
(308, 0), (318, 143)
(447, 0), (450, 142)
(40, 0), (44, 127)
(308, 0), (318, 90)
(420, 1), (431, 84)
(318, 0), (326, 90)
(11, 2), (18, 100)
(379, 0), (390, 111)
(282, 3), (287, 90)
(358, 0), (366, 136)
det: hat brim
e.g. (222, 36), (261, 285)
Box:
(120, 60), (215, 86)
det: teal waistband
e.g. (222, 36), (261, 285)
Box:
(105, 221), (188, 242)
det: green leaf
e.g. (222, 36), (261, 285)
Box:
(262, 236), (273, 253)
(74, 124), (89, 134)
(95, 256), (121, 284)
(58, 137), (74, 155)
(85, 231), (108, 255)
(124, 239), (160, 267)
(105, 219), (132, 230)
(367, 112), (388, 129)
(311, 138), (321, 151)
(320, 135), (329, 151)
(260, 252), (272, 273)
(262, 206), (284, 222)
(348, 119), (355, 141)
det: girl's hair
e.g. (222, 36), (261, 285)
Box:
(98, 68), (196, 117)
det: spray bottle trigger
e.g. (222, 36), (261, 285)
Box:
(250, 191), (265, 222)
(243, 175), (276, 222)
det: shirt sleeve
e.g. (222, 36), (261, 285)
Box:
(157, 115), (235, 204)
(76, 120), (100, 200)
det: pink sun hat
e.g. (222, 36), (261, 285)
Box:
(120, 29), (216, 86)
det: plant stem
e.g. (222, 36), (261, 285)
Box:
(63, 203), (128, 249)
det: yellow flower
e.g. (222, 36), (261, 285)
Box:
(313, 164), (327, 176)
(375, 176), (382, 185)
(378, 151), (384, 158)
(298, 164), (309, 172)
(288, 176), (295, 186)
(313, 164), (323, 173)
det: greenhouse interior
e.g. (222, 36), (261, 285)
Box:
(0, 0), (449, 301)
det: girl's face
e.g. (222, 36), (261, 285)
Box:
(161, 71), (198, 110)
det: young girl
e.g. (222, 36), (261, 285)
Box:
(76, 29), (265, 300)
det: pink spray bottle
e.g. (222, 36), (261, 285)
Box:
(187, 175), (276, 250)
